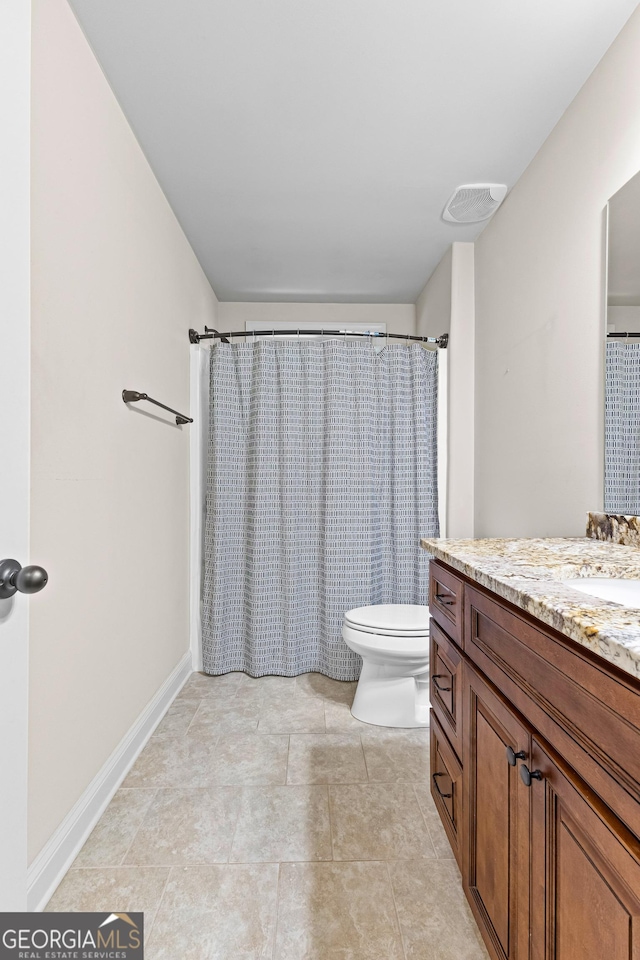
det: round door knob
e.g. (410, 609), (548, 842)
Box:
(506, 746), (526, 767)
(520, 764), (543, 787)
(0, 559), (49, 599)
(15, 565), (48, 594)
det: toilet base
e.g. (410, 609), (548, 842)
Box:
(351, 660), (430, 728)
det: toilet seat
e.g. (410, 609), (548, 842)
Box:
(344, 604), (430, 637)
(342, 623), (429, 662)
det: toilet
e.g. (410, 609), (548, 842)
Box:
(342, 604), (430, 728)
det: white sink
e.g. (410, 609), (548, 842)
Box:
(561, 578), (640, 608)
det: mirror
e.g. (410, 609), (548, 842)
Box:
(604, 170), (640, 514)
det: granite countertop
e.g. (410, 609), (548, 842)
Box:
(420, 537), (640, 680)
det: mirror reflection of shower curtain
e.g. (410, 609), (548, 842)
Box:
(605, 341), (640, 513)
(202, 339), (439, 680)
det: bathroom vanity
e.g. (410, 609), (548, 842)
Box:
(421, 533), (640, 960)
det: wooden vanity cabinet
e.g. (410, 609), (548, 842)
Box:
(429, 559), (640, 960)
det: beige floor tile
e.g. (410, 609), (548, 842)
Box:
(122, 736), (222, 788)
(187, 698), (261, 737)
(359, 724), (430, 741)
(50, 680), (488, 957)
(72, 789), (157, 868)
(152, 699), (201, 739)
(413, 783), (457, 859)
(274, 861), (404, 960)
(361, 728), (430, 782)
(324, 700), (376, 733)
(176, 671), (243, 700)
(287, 733), (368, 784)
(46, 867), (169, 930)
(206, 733), (290, 784)
(329, 783), (436, 860)
(123, 787), (241, 865)
(295, 673), (357, 705)
(235, 674), (298, 703)
(230, 785), (331, 863)
(389, 860), (490, 960)
(147, 864), (278, 960)
(257, 699), (326, 734)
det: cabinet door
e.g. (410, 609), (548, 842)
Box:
(529, 738), (640, 960)
(463, 663), (531, 960)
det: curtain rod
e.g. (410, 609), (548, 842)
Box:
(189, 327), (449, 347)
(607, 332), (640, 338)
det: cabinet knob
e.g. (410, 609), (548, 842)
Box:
(520, 765), (543, 787)
(506, 746), (526, 767)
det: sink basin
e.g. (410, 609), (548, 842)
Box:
(561, 578), (640, 608)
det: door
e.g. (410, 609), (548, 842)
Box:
(529, 738), (640, 960)
(0, 0), (32, 909)
(463, 663), (531, 960)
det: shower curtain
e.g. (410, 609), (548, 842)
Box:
(605, 341), (640, 513)
(202, 339), (439, 680)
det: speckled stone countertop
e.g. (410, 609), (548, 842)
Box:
(420, 537), (640, 681)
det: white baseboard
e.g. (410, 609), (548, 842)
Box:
(27, 651), (193, 911)
(189, 345), (207, 673)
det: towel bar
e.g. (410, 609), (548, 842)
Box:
(122, 390), (193, 425)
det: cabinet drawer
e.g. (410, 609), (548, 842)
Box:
(430, 561), (463, 646)
(430, 709), (463, 868)
(430, 619), (463, 762)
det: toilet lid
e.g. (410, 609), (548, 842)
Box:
(344, 604), (430, 637)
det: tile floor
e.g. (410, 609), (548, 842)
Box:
(47, 672), (489, 960)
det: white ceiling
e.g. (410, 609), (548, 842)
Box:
(68, 0), (639, 303)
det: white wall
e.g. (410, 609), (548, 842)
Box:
(417, 243), (475, 537)
(217, 302), (416, 335)
(608, 305), (640, 333)
(448, 244), (475, 538)
(416, 247), (452, 338)
(29, 0), (217, 862)
(474, 4), (640, 538)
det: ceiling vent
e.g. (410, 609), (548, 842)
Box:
(443, 183), (507, 223)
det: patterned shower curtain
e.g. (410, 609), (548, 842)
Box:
(605, 341), (640, 513)
(202, 339), (439, 680)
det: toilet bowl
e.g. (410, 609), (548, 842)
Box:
(342, 604), (430, 728)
